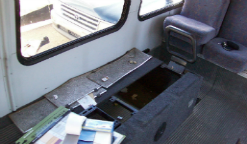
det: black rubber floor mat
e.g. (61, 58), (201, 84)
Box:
(165, 93), (247, 144)
(0, 116), (13, 129)
(0, 124), (22, 144)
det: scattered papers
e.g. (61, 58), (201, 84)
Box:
(65, 113), (86, 135)
(79, 130), (96, 142)
(94, 131), (112, 144)
(77, 131), (125, 144)
(63, 113), (87, 144)
(113, 132), (126, 144)
(88, 93), (95, 99)
(78, 95), (97, 109)
(82, 119), (114, 133)
(78, 119), (114, 144)
(35, 115), (70, 144)
(77, 141), (93, 144)
(62, 134), (80, 144)
(35, 111), (125, 144)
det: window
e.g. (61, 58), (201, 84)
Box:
(139, 0), (183, 21)
(16, 0), (130, 65)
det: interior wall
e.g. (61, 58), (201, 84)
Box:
(0, 1), (11, 117)
(0, 0), (180, 113)
(0, 62), (11, 117)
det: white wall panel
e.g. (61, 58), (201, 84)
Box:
(1, 0), (180, 111)
(0, 59), (11, 117)
(0, 0), (11, 116)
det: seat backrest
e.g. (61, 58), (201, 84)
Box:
(218, 0), (247, 47)
(180, 0), (230, 34)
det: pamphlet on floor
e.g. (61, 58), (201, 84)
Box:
(33, 111), (125, 144)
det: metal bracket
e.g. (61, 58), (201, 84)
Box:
(171, 56), (187, 66)
(79, 105), (121, 129)
(109, 96), (139, 115)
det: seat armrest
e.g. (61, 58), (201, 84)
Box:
(165, 25), (197, 63)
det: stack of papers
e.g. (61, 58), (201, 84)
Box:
(78, 119), (114, 144)
(61, 113), (87, 144)
(78, 130), (111, 144)
(35, 112), (125, 144)
(78, 95), (97, 109)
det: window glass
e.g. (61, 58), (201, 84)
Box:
(19, 0), (124, 57)
(139, 0), (183, 16)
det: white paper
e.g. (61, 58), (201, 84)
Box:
(93, 131), (111, 144)
(113, 132), (126, 144)
(62, 134), (80, 144)
(65, 113), (86, 135)
(35, 115), (69, 144)
(78, 95), (97, 109)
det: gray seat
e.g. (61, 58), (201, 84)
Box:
(164, 15), (216, 45)
(203, 0), (247, 73)
(163, 0), (230, 49)
(203, 38), (247, 73)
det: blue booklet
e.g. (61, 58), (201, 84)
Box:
(79, 130), (96, 141)
(82, 119), (114, 133)
(78, 130), (95, 144)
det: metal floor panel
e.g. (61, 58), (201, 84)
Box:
(9, 99), (57, 133)
(88, 48), (152, 88)
(69, 87), (107, 109)
(45, 73), (101, 107)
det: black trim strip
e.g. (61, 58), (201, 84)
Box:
(63, 13), (96, 30)
(15, 0), (131, 66)
(138, 0), (183, 21)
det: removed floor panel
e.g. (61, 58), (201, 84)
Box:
(45, 74), (101, 107)
(69, 87), (107, 109)
(88, 48), (152, 88)
(9, 99), (56, 133)
(0, 124), (22, 144)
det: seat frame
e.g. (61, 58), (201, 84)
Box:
(165, 25), (197, 63)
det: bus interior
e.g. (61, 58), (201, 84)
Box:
(0, 0), (247, 143)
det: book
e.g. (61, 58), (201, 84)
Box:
(113, 132), (126, 144)
(35, 113), (125, 144)
(82, 119), (114, 133)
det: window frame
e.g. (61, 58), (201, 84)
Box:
(138, 0), (184, 21)
(15, 0), (131, 66)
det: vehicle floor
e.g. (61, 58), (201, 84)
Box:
(165, 87), (247, 144)
(0, 116), (22, 144)
(152, 44), (247, 144)
(1, 45), (247, 144)
(2, 79), (247, 144)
